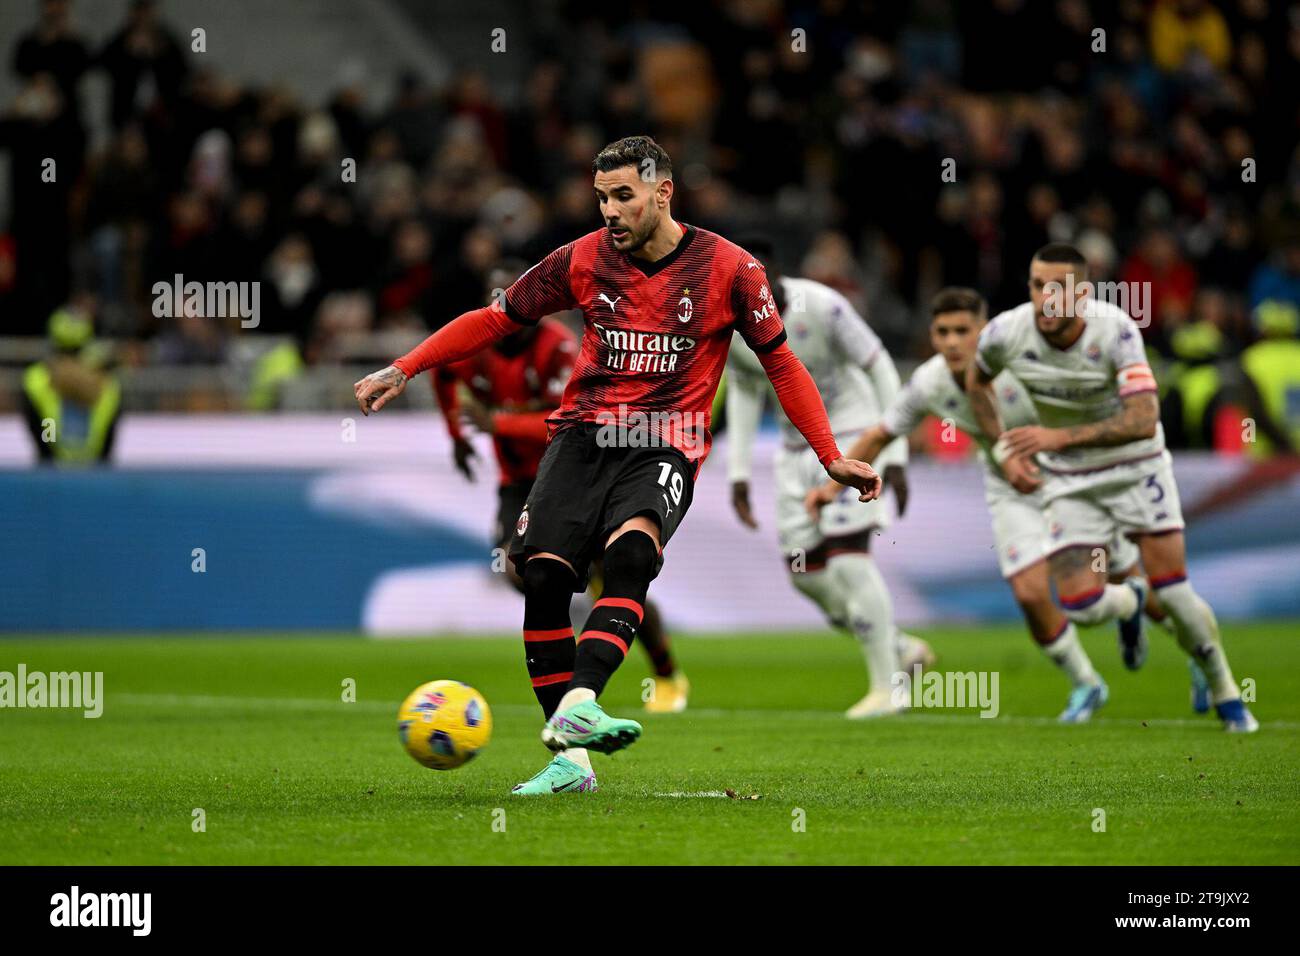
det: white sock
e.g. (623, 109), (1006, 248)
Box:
(789, 567), (848, 628)
(1041, 622), (1098, 687)
(1064, 582), (1138, 626)
(826, 553), (899, 694)
(1157, 580), (1239, 703)
(1143, 587), (1177, 632)
(555, 687), (595, 712)
(552, 688), (595, 771)
(564, 748), (592, 771)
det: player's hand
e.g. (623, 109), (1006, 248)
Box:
(826, 457), (882, 502)
(803, 480), (840, 520)
(882, 464), (909, 517)
(1001, 425), (1064, 457)
(452, 437), (478, 482)
(731, 480), (758, 529)
(353, 365), (408, 415)
(460, 402), (495, 435)
(1003, 454), (1042, 494)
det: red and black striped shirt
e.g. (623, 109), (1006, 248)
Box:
(393, 223), (840, 469)
(503, 224), (786, 464)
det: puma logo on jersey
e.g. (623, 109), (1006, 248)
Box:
(598, 293), (621, 313)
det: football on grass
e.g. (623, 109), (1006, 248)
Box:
(397, 680), (493, 770)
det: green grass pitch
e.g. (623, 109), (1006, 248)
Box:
(1, 623), (1296, 865)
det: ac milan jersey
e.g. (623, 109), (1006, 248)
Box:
(437, 318), (576, 485)
(503, 224), (786, 465)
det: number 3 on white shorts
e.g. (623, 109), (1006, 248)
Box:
(656, 461), (683, 506)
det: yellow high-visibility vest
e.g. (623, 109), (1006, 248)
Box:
(1173, 362), (1221, 448)
(23, 361), (121, 463)
(1240, 339), (1300, 456)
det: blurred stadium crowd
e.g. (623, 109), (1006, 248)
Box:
(1, 0), (1297, 455)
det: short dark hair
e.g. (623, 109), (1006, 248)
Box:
(930, 287), (987, 321)
(1032, 242), (1088, 268)
(591, 135), (672, 179)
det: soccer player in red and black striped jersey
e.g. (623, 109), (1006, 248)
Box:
(355, 136), (881, 795)
(436, 259), (690, 711)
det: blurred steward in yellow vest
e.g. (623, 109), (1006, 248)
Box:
(1240, 301), (1300, 458)
(1157, 306), (1296, 455)
(22, 307), (121, 465)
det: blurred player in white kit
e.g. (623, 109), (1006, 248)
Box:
(808, 287), (1177, 722)
(726, 239), (932, 718)
(967, 244), (1256, 732)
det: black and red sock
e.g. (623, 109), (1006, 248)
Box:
(521, 557), (578, 719)
(571, 530), (658, 696)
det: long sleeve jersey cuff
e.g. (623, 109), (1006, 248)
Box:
(392, 306), (521, 379)
(757, 342), (842, 467)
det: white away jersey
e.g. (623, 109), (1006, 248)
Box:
(729, 276), (884, 444)
(975, 299), (1163, 473)
(882, 354), (1037, 486)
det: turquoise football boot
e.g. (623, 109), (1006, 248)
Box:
(1058, 679), (1108, 723)
(541, 699), (642, 754)
(1189, 659), (1211, 714)
(511, 754), (598, 796)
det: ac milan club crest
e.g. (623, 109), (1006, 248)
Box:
(516, 506), (530, 536)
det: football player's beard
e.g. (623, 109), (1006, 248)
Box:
(1037, 316), (1072, 341)
(611, 224), (649, 252)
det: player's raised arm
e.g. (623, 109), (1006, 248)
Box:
(487, 331), (574, 442)
(431, 370), (479, 481)
(843, 423), (895, 473)
(731, 257), (880, 499)
(861, 343), (909, 512)
(967, 320), (1041, 493)
(805, 360), (931, 516)
(805, 422), (896, 516)
(827, 290), (909, 512)
(829, 294), (904, 438)
(357, 291), (544, 414)
(724, 351), (767, 528)
(966, 309), (1008, 439)
(1002, 383), (1159, 456)
(353, 303), (523, 414)
(965, 354), (1004, 442)
(1000, 319), (1160, 457)
(354, 244), (576, 415)
(757, 341), (881, 498)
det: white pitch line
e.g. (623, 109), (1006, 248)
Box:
(653, 791), (730, 798)
(111, 693), (1299, 729)
(116, 692), (393, 713)
(686, 707), (1300, 730)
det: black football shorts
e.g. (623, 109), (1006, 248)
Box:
(493, 479), (534, 551)
(507, 423), (695, 590)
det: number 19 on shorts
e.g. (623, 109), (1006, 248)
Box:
(657, 461), (683, 507)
